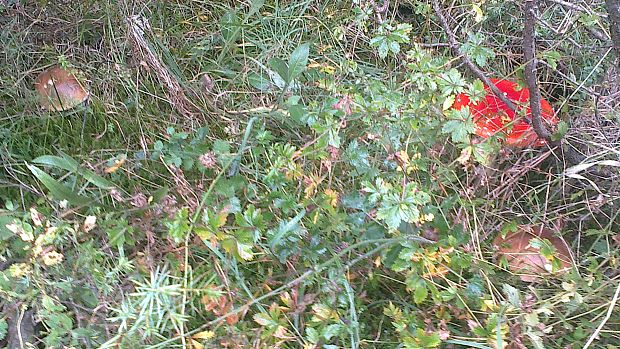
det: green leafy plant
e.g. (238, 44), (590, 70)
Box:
(370, 22), (413, 59)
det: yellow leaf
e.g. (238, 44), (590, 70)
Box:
(214, 210), (229, 228)
(273, 325), (290, 339)
(280, 292), (293, 309)
(194, 227), (214, 241)
(192, 330), (215, 340)
(443, 95), (456, 110)
(304, 180), (318, 199)
(324, 189), (339, 207)
(456, 147), (472, 166)
(481, 299), (499, 311)
(472, 4), (484, 23)
(104, 156), (126, 174)
(42, 251), (64, 266)
(190, 339), (204, 349)
(30, 207), (44, 227)
(9, 263), (32, 278)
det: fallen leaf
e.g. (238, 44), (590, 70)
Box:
(190, 339), (204, 349)
(30, 207), (44, 227)
(193, 330), (215, 340)
(105, 156), (126, 174)
(83, 215), (97, 232)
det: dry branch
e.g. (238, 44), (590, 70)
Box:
(523, 0), (552, 141)
(605, 0), (620, 62)
(370, 0), (390, 23)
(523, 1), (586, 165)
(126, 15), (197, 120)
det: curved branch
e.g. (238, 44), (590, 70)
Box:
(605, 0), (620, 62)
(523, 0), (552, 141)
(431, 0), (517, 112)
(522, 0), (588, 166)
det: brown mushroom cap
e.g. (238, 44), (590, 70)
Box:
(492, 225), (573, 282)
(34, 66), (89, 111)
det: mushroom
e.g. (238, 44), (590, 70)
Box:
(452, 79), (558, 148)
(492, 225), (573, 282)
(34, 65), (89, 111)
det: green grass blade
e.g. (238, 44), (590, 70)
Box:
(32, 155), (78, 171)
(445, 339), (494, 349)
(33, 154), (115, 189)
(27, 164), (93, 206)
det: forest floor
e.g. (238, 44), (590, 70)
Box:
(1, 1), (619, 348)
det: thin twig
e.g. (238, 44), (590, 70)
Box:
(523, 0), (552, 141)
(126, 15), (197, 120)
(431, 0), (517, 112)
(546, 0), (602, 16)
(370, 0), (389, 23)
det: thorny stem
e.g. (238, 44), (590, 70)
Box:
(431, 0), (518, 112)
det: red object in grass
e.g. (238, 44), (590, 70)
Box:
(452, 78), (558, 148)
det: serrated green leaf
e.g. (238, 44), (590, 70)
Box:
(165, 207), (190, 244)
(500, 221), (519, 236)
(414, 283), (428, 304)
(443, 95), (456, 110)
(378, 40), (389, 59)
(369, 36), (383, 46)
(540, 50), (561, 70)
(552, 120), (569, 141)
(306, 327), (320, 343)
(322, 323), (342, 340)
(462, 33), (495, 67)
(442, 120), (473, 143)
(414, 328), (440, 347)
(389, 40), (400, 55)
(269, 209), (306, 248)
